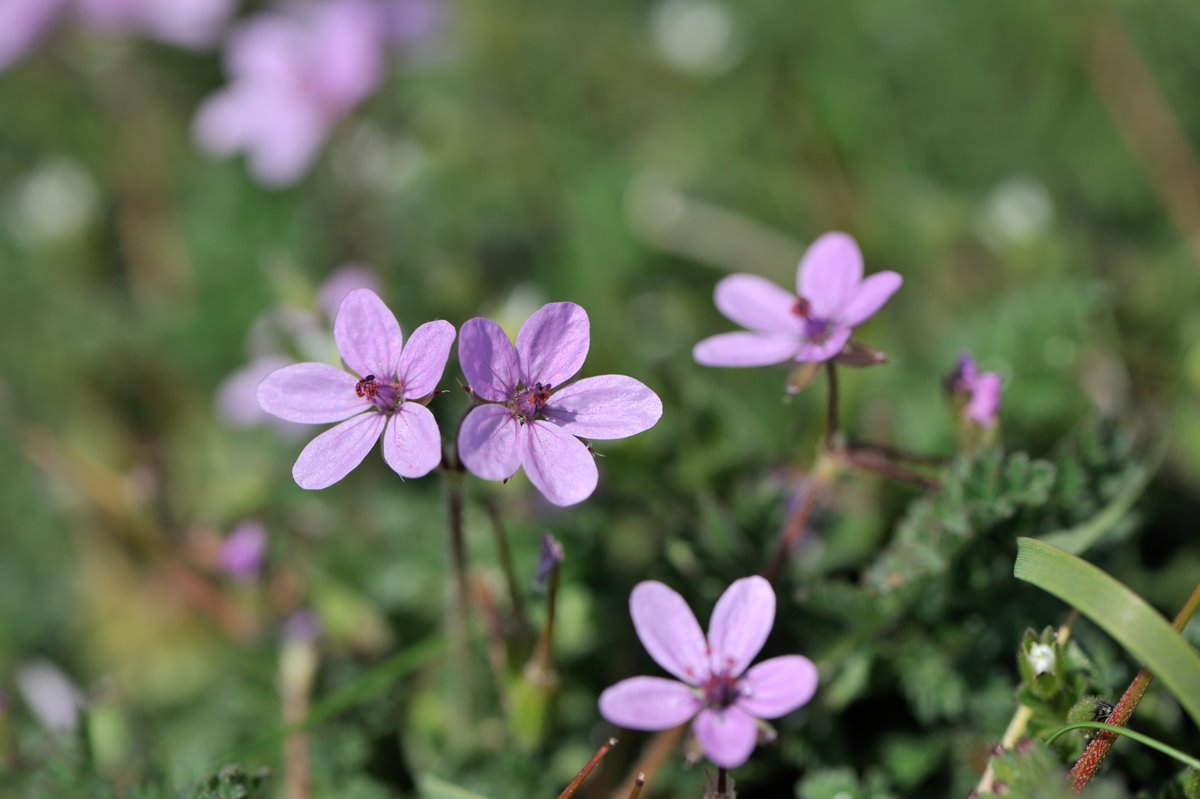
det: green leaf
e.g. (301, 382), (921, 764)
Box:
(1013, 538), (1200, 728)
(418, 775), (493, 799)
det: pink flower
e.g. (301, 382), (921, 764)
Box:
(0, 0), (69, 71)
(257, 289), (454, 488)
(193, 0), (387, 187)
(599, 577), (818, 769)
(219, 519), (268, 582)
(457, 302), (662, 507)
(694, 232), (902, 367)
(948, 353), (1002, 428)
(74, 0), (236, 48)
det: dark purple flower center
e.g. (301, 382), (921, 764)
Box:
(792, 295), (832, 342)
(511, 381), (552, 423)
(702, 671), (742, 710)
(355, 374), (401, 412)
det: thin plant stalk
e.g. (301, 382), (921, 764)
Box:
(558, 738), (617, 799)
(612, 725), (686, 799)
(1070, 579), (1200, 792)
(532, 555), (561, 675)
(442, 457), (474, 723)
(628, 773), (646, 799)
(486, 498), (528, 632)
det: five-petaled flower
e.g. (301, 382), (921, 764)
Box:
(947, 353), (1002, 428)
(694, 232), (901, 367)
(599, 576), (818, 769)
(456, 302), (662, 507)
(257, 288), (454, 488)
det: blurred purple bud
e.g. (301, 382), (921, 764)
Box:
(947, 352), (1002, 428)
(317, 264), (382, 320)
(283, 609), (321, 643)
(382, 0), (445, 46)
(0, 0), (69, 72)
(219, 520), (269, 582)
(16, 660), (84, 733)
(533, 533), (564, 593)
(215, 355), (294, 428)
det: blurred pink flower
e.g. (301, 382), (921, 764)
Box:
(258, 289), (455, 488)
(599, 577), (818, 769)
(16, 660), (85, 733)
(0, 0), (69, 70)
(218, 519), (268, 582)
(317, 263), (382, 320)
(694, 232), (902, 367)
(194, 0), (389, 187)
(948, 353), (1002, 428)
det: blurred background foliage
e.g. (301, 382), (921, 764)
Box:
(2, 0), (1200, 797)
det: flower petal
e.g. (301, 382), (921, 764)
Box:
(516, 301), (589, 387)
(458, 317), (520, 402)
(708, 576), (775, 677)
(737, 655), (818, 719)
(714, 274), (800, 335)
(693, 333), (800, 367)
(793, 327), (852, 363)
(599, 677), (702, 730)
(458, 403), (521, 481)
(334, 289), (404, 378)
(396, 319), (456, 399)
(968, 372), (1002, 428)
(542, 375), (662, 440)
(520, 420), (598, 506)
(693, 707), (758, 769)
(292, 412), (386, 489)
(257, 362), (369, 423)
(630, 581), (709, 685)
(837, 271), (902, 328)
(797, 232), (863, 318)
(382, 403), (442, 478)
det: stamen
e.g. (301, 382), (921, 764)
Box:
(792, 296), (811, 318)
(355, 374), (379, 400)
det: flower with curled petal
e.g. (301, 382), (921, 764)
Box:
(257, 288), (454, 489)
(456, 301), (662, 507)
(599, 576), (818, 769)
(694, 232), (901, 367)
(947, 353), (1002, 428)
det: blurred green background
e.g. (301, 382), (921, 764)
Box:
(3, 0), (1200, 797)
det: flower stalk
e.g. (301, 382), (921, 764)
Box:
(558, 738), (617, 799)
(1069, 579), (1200, 792)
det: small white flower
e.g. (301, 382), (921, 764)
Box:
(1029, 643), (1055, 675)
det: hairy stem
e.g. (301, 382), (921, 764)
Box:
(558, 738), (617, 799)
(1069, 579), (1200, 792)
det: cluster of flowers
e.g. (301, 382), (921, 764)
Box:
(256, 289), (663, 507)
(247, 231), (1003, 772)
(2, 0), (442, 187)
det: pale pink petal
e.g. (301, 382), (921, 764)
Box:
(837, 271), (902, 327)
(737, 656), (818, 719)
(257, 362), (369, 423)
(334, 289), (404, 378)
(707, 576), (775, 677)
(520, 421), (598, 507)
(693, 333), (800, 367)
(542, 375), (662, 440)
(310, 0), (385, 107)
(793, 327), (852, 363)
(715, 274), (800, 335)
(218, 355), (294, 427)
(630, 581), (709, 685)
(457, 403), (521, 480)
(458, 317), (520, 402)
(598, 677), (701, 730)
(516, 302), (589, 387)
(968, 373), (1002, 428)
(382, 403), (442, 478)
(693, 707), (758, 768)
(292, 412), (386, 489)
(0, 0), (67, 72)
(317, 264), (381, 320)
(798, 232), (863, 318)
(395, 320), (455, 399)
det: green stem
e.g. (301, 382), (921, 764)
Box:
(1047, 722), (1200, 771)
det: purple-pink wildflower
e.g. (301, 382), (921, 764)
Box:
(194, 0), (442, 187)
(219, 519), (268, 582)
(948, 353), (1002, 428)
(599, 577), (817, 769)
(257, 288), (454, 489)
(694, 232), (902, 367)
(457, 302), (662, 507)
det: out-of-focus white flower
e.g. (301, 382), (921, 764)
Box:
(976, 175), (1054, 251)
(649, 0), (742, 77)
(16, 660), (85, 733)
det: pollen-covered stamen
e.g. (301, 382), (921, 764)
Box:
(511, 381), (553, 422)
(702, 671), (743, 710)
(354, 374), (401, 412)
(791, 296), (811, 318)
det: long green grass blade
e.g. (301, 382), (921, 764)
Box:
(1043, 722), (1200, 771)
(1013, 538), (1200, 728)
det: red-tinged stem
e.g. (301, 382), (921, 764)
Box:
(613, 725), (686, 799)
(628, 773), (646, 799)
(1069, 579), (1200, 792)
(717, 768), (728, 796)
(558, 738), (617, 799)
